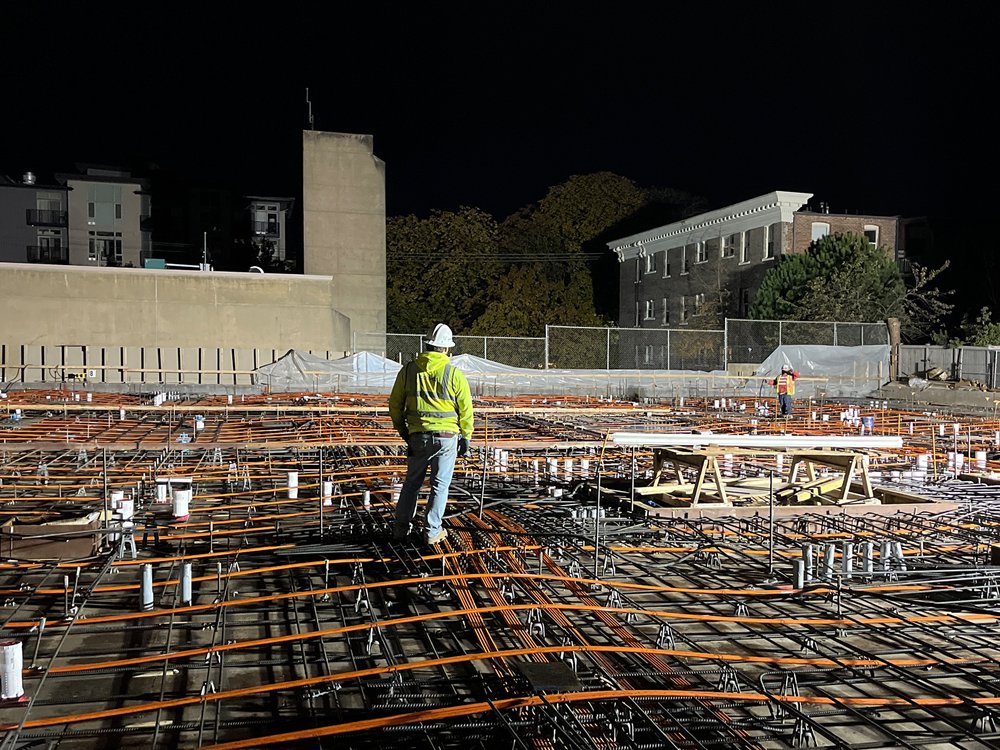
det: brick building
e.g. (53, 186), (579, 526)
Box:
(608, 190), (914, 329)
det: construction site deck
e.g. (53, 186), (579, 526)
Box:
(0, 387), (999, 749)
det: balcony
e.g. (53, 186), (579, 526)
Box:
(27, 245), (69, 264)
(26, 209), (68, 227)
(253, 221), (280, 236)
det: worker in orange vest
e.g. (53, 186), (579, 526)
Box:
(771, 364), (800, 417)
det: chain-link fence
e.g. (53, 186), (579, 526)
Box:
(357, 319), (889, 373)
(452, 336), (546, 369)
(725, 319), (888, 366)
(353, 332), (545, 368)
(546, 326), (725, 371)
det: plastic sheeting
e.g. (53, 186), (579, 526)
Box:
(735, 344), (890, 399)
(255, 346), (888, 398)
(253, 350), (400, 390)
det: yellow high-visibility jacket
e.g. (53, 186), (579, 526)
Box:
(388, 352), (473, 438)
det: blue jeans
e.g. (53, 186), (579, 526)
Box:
(778, 393), (794, 416)
(395, 432), (457, 539)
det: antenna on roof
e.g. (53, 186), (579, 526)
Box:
(305, 88), (315, 130)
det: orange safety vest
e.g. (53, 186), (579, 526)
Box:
(774, 373), (796, 395)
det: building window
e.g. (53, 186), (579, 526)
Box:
(680, 246), (689, 274)
(864, 225), (879, 246)
(680, 296), (688, 323)
(694, 293), (706, 313)
(645, 253), (656, 274)
(634, 301), (640, 327)
(253, 207), (281, 236)
(87, 184), (123, 227)
(764, 224), (777, 260)
(722, 233), (738, 258)
(739, 231), (749, 264)
(644, 344), (654, 365)
(644, 299), (654, 320)
(695, 242), (707, 263)
(662, 251), (671, 278)
(811, 222), (830, 242)
(88, 230), (123, 264)
(662, 297), (670, 325)
(740, 288), (751, 317)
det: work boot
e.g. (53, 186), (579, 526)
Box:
(425, 528), (448, 546)
(391, 525), (409, 542)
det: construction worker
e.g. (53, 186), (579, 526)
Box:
(771, 364), (800, 418)
(388, 323), (473, 545)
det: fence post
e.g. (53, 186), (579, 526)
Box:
(833, 323), (838, 347)
(778, 321), (783, 347)
(667, 329), (671, 370)
(544, 326), (549, 370)
(723, 318), (729, 371)
(482, 336), (487, 360)
(606, 328), (611, 370)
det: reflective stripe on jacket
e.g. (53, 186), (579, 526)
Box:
(388, 351), (473, 437)
(774, 373), (797, 395)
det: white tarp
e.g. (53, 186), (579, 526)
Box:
(737, 344), (890, 399)
(253, 350), (400, 390)
(257, 346), (888, 397)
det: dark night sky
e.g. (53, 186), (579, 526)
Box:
(4, 4), (998, 303)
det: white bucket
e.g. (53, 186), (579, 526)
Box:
(322, 480), (334, 507)
(976, 451), (988, 469)
(287, 471), (298, 499)
(155, 479), (170, 504)
(118, 497), (135, 521)
(173, 488), (192, 521)
(194, 416), (205, 431)
(0, 641), (24, 700)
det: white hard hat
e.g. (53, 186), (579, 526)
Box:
(426, 323), (455, 348)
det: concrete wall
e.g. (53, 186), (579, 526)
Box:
(302, 130), (386, 335)
(0, 263), (352, 382)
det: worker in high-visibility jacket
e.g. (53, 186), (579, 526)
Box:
(388, 323), (473, 545)
(771, 364), (800, 417)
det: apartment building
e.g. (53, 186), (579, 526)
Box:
(0, 172), (70, 264)
(609, 191), (909, 329)
(247, 196), (294, 263)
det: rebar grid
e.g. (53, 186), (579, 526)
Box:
(0, 393), (998, 748)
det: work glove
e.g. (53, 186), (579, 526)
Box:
(457, 436), (470, 457)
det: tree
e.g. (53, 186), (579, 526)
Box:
(386, 207), (502, 333)
(750, 232), (952, 341)
(385, 173), (707, 336)
(957, 307), (1000, 346)
(469, 263), (606, 336)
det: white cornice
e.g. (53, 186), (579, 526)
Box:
(608, 190), (813, 262)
